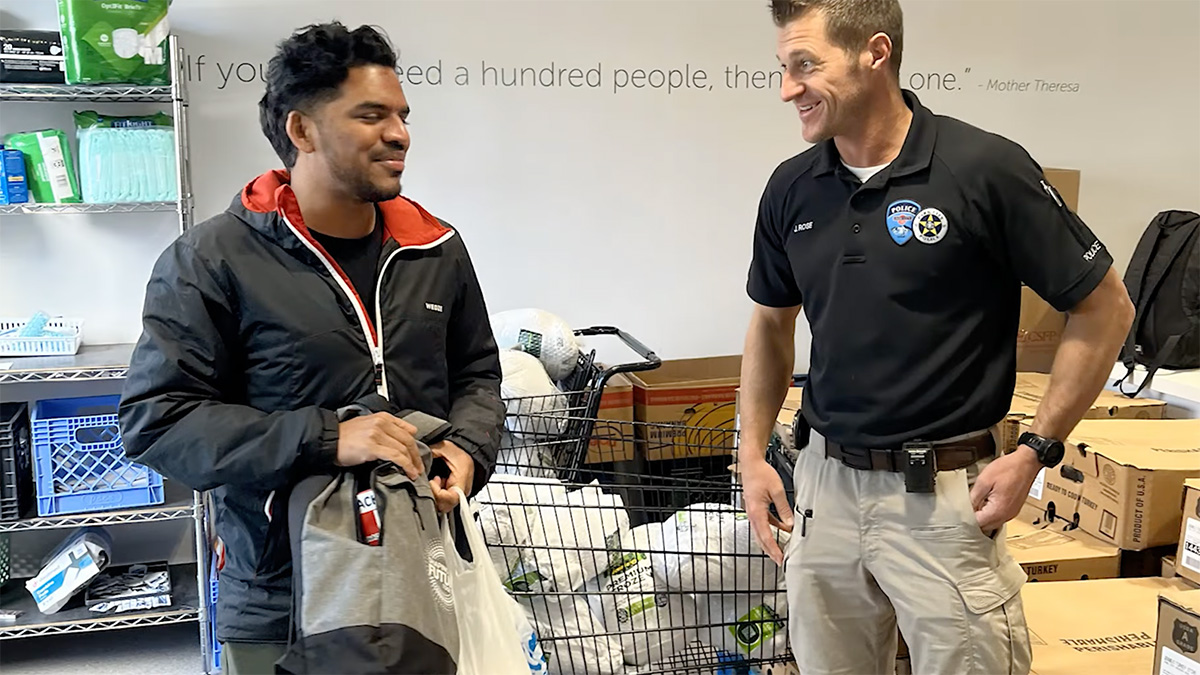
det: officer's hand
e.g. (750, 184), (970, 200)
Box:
(741, 458), (794, 566)
(335, 413), (422, 480)
(430, 440), (475, 513)
(970, 447), (1043, 533)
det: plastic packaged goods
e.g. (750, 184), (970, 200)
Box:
(75, 111), (176, 203)
(4, 130), (82, 204)
(56, 0), (171, 85)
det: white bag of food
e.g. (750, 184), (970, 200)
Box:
(526, 481), (630, 592)
(655, 503), (788, 593)
(695, 591), (789, 663)
(491, 308), (581, 382)
(586, 524), (699, 666)
(500, 349), (569, 439)
(520, 593), (625, 675)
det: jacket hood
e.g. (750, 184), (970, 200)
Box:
(232, 169), (454, 250)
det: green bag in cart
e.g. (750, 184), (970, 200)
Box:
(57, 0), (171, 85)
(5, 130), (83, 204)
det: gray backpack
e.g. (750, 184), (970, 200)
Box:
(277, 421), (460, 674)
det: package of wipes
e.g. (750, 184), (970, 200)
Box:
(5, 129), (81, 204)
(57, 0), (171, 85)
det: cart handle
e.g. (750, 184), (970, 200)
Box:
(572, 326), (661, 377)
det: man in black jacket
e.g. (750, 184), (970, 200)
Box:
(118, 23), (504, 674)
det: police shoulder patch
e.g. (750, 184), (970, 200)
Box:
(885, 199), (920, 246)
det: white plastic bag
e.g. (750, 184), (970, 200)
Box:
(655, 503), (788, 593)
(444, 487), (548, 675)
(519, 593), (625, 674)
(491, 308), (581, 381)
(500, 349), (569, 439)
(586, 524), (699, 666)
(526, 481), (631, 592)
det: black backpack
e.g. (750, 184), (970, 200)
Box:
(1115, 210), (1200, 396)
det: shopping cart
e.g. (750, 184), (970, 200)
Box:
(486, 327), (795, 675)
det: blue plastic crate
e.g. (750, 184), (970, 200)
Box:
(209, 554), (221, 672)
(30, 395), (164, 517)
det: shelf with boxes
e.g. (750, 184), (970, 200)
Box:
(0, 562), (200, 639)
(2, 10), (211, 667)
(0, 200), (178, 216)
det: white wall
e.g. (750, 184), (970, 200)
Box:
(2, 0), (1198, 366)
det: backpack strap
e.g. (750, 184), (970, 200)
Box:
(1116, 333), (1183, 398)
(1120, 214), (1166, 370)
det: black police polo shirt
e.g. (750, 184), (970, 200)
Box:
(747, 90), (1113, 449)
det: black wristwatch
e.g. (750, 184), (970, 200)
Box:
(1019, 431), (1066, 468)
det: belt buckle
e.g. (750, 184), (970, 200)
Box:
(901, 441), (936, 493)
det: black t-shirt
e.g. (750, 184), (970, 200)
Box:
(311, 222), (383, 324)
(747, 90), (1113, 448)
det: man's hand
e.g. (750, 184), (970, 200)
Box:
(336, 413), (422, 480)
(430, 440), (475, 513)
(970, 447), (1044, 533)
(741, 459), (794, 566)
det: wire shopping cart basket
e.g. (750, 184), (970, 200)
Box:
(485, 327), (795, 675)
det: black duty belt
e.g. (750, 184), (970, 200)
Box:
(823, 433), (997, 493)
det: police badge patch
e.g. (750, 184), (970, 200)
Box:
(913, 207), (949, 244)
(886, 200), (920, 245)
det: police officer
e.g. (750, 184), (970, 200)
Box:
(738, 2), (1135, 674)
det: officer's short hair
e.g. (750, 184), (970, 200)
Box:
(768, 0), (904, 77)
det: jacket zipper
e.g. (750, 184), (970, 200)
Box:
(372, 230), (455, 399)
(283, 215), (457, 399)
(282, 215), (385, 396)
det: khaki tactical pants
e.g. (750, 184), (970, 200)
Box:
(783, 432), (1032, 675)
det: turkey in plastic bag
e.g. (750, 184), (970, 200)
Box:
(519, 592), (625, 674)
(499, 349), (569, 439)
(525, 480), (630, 592)
(655, 503), (788, 593)
(585, 523), (699, 666)
(491, 308), (581, 381)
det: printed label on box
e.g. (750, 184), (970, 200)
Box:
(1183, 518), (1200, 575)
(1029, 468), (1046, 500)
(1161, 645), (1200, 675)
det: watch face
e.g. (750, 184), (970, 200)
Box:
(1045, 441), (1065, 467)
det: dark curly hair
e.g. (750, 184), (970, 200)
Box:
(259, 23), (398, 168)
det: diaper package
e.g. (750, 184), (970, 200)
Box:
(5, 129), (82, 204)
(57, 0), (171, 85)
(75, 111), (177, 203)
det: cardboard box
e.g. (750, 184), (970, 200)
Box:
(585, 372), (635, 464)
(1017, 286), (1067, 374)
(1000, 372), (1167, 453)
(629, 355), (741, 461)
(1154, 588), (1200, 675)
(1043, 167), (1081, 212)
(1007, 505), (1121, 581)
(1024, 577), (1190, 675)
(1025, 419), (1200, 550)
(1178, 479), (1200, 586)
(1165, 555), (1179, 579)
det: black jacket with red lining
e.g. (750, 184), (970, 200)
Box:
(118, 170), (504, 643)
